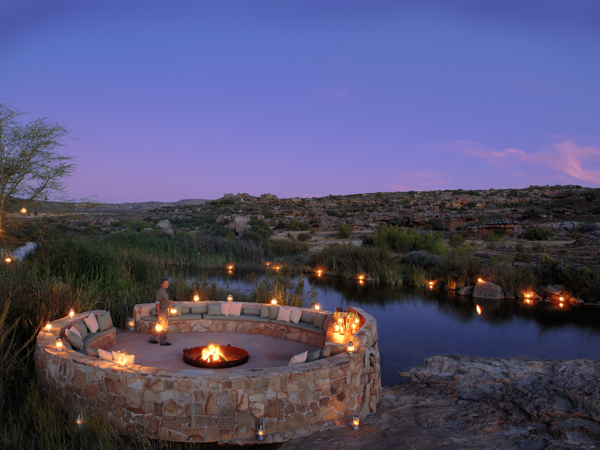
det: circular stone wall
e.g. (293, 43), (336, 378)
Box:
(34, 306), (381, 445)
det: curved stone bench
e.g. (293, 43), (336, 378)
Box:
(35, 304), (381, 445)
(133, 301), (330, 347)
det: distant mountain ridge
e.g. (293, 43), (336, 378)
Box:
(91, 199), (210, 213)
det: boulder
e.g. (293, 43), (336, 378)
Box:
(456, 286), (473, 296)
(472, 281), (503, 299)
(229, 216), (251, 234)
(157, 220), (174, 235)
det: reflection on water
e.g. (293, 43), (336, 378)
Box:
(188, 269), (600, 386)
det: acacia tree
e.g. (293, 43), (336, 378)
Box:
(0, 103), (75, 250)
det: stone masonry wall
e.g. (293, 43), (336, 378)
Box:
(34, 306), (381, 445)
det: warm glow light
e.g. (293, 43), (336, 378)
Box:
(348, 341), (355, 353)
(118, 350), (127, 366)
(478, 278), (483, 283)
(358, 280), (364, 285)
(271, 298), (277, 305)
(69, 308), (75, 318)
(334, 323), (340, 332)
(358, 275), (365, 280)
(559, 302), (564, 308)
(265, 262), (271, 266)
(170, 307), (177, 315)
(76, 412), (83, 428)
(20, 206), (27, 214)
(227, 295), (233, 302)
(354, 318), (359, 324)
(201, 344), (225, 362)
(155, 322), (163, 332)
(56, 336), (63, 349)
(559, 296), (564, 301)
(4, 257), (12, 263)
(316, 269), (322, 276)
(257, 419), (265, 441)
(352, 415), (359, 430)
(275, 266), (280, 271)
(228, 264), (234, 270)
(128, 318), (135, 330)
(45, 321), (52, 331)
(314, 303), (320, 311)
(193, 293), (200, 302)
(525, 293), (531, 298)
(476, 305), (482, 315)
(525, 299), (531, 304)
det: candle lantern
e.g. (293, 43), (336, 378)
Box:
(429, 281), (434, 290)
(20, 206), (27, 215)
(275, 266), (280, 271)
(352, 415), (359, 430)
(76, 411), (83, 428)
(316, 269), (322, 277)
(271, 298), (277, 305)
(228, 264), (234, 270)
(314, 303), (320, 311)
(334, 323), (340, 332)
(45, 321), (52, 331)
(155, 321), (163, 332)
(170, 306), (177, 316)
(69, 308), (75, 318)
(118, 349), (127, 366)
(478, 278), (483, 283)
(348, 340), (355, 353)
(256, 419), (265, 441)
(128, 317), (135, 331)
(4, 257), (11, 264)
(193, 293), (200, 302)
(56, 335), (63, 349)
(227, 295), (233, 302)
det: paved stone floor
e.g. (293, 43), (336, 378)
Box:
(107, 330), (320, 370)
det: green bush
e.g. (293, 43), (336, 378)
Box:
(370, 225), (447, 256)
(449, 235), (465, 248)
(337, 224), (352, 239)
(297, 233), (310, 242)
(515, 252), (531, 262)
(525, 226), (554, 241)
(265, 240), (309, 257)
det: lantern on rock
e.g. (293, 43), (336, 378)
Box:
(271, 298), (277, 305)
(352, 415), (360, 430)
(170, 306), (177, 316)
(56, 335), (63, 349)
(347, 340), (355, 353)
(76, 411), (83, 428)
(69, 308), (75, 318)
(227, 295), (233, 302)
(45, 321), (52, 331)
(193, 293), (200, 302)
(128, 317), (135, 331)
(256, 419), (265, 441)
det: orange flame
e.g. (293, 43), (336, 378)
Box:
(476, 305), (482, 315)
(201, 345), (225, 362)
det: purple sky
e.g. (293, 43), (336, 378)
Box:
(2, 1), (600, 203)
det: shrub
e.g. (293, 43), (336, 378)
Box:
(515, 252), (531, 262)
(523, 209), (541, 220)
(429, 218), (448, 231)
(449, 235), (465, 248)
(265, 240), (309, 257)
(371, 225), (447, 256)
(525, 226), (554, 241)
(337, 224), (352, 239)
(297, 233), (310, 242)
(403, 251), (442, 268)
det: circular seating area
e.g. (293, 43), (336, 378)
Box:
(34, 302), (381, 445)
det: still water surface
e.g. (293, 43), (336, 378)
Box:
(192, 270), (600, 386)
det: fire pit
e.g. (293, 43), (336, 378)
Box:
(182, 344), (249, 368)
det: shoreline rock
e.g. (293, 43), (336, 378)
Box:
(279, 355), (600, 450)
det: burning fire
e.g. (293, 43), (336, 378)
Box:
(201, 345), (225, 363)
(476, 305), (482, 315)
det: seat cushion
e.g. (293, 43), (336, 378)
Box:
(313, 313), (328, 329)
(190, 304), (208, 314)
(74, 321), (88, 339)
(300, 311), (316, 324)
(269, 320), (326, 335)
(260, 305), (270, 319)
(234, 315), (270, 323)
(207, 303), (222, 316)
(242, 307), (261, 316)
(96, 311), (113, 332)
(169, 314), (204, 321)
(82, 327), (116, 348)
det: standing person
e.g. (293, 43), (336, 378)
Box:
(148, 278), (174, 346)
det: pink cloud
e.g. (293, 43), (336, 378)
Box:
(445, 138), (600, 185)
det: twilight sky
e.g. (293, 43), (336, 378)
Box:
(2, 1), (600, 203)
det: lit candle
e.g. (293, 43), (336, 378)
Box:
(316, 269), (322, 276)
(227, 295), (233, 302)
(193, 293), (200, 302)
(352, 415), (359, 430)
(118, 350), (127, 366)
(170, 306), (177, 315)
(348, 341), (355, 353)
(228, 264), (234, 270)
(69, 308), (75, 318)
(476, 305), (482, 315)
(314, 303), (320, 311)
(56, 336), (63, 349)
(20, 206), (27, 215)
(128, 317), (135, 330)
(76, 411), (83, 428)
(478, 278), (483, 283)
(45, 321), (52, 331)
(271, 298), (277, 305)
(4, 257), (11, 264)
(155, 322), (163, 332)
(334, 323), (340, 332)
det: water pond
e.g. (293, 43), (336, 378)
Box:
(190, 270), (600, 387)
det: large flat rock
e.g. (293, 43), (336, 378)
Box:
(279, 355), (600, 450)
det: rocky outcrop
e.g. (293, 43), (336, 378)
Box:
(456, 286), (473, 296)
(472, 281), (504, 299)
(280, 355), (600, 450)
(156, 219), (173, 234)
